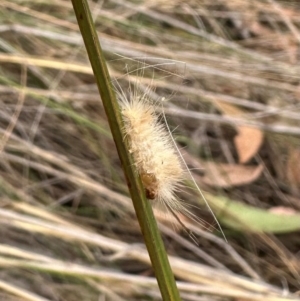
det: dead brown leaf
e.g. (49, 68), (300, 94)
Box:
(286, 147), (300, 194)
(202, 162), (264, 188)
(269, 206), (297, 216)
(234, 126), (264, 163)
(214, 100), (264, 163)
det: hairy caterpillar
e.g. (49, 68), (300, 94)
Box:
(120, 90), (184, 201)
(116, 67), (225, 242)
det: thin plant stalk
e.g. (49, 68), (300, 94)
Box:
(71, 1), (181, 300)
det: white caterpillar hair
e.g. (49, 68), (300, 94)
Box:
(115, 63), (225, 243)
(120, 89), (185, 208)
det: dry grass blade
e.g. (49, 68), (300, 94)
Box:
(0, 0), (300, 300)
(0, 280), (51, 301)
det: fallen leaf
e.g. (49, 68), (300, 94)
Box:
(201, 193), (300, 234)
(201, 162), (264, 188)
(234, 126), (264, 163)
(286, 147), (300, 193)
(214, 101), (242, 115)
(214, 100), (264, 163)
(269, 206), (297, 216)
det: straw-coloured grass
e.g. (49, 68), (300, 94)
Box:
(0, 0), (300, 300)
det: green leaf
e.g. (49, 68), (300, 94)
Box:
(204, 194), (300, 233)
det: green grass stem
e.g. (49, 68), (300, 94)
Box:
(70, 1), (181, 300)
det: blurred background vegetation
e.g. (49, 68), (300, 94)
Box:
(0, 0), (300, 300)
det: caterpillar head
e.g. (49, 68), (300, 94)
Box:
(141, 173), (158, 200)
